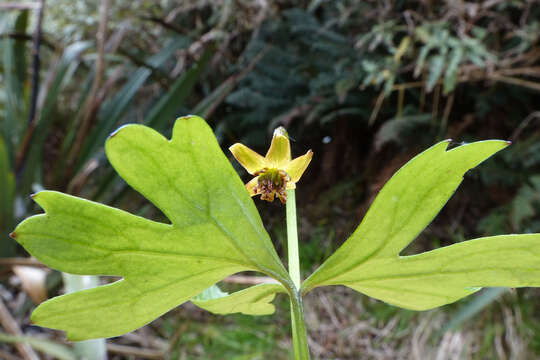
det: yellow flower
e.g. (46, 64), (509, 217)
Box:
(229, 127), (313, 204)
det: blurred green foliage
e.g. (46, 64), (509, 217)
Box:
(1, 0), (540, 357)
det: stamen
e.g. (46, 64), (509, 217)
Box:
(254, 168), (290, 203)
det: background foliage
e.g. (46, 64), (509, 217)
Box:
(1, 0), (540, 358)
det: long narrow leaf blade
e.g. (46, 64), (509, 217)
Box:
(76, 36), (190, 170)
(0, 333), (75, 360)
(0, 135), (15, 255)
(147, 46), (213, 130)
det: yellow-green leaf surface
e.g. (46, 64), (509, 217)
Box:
(302, 140), (540, 310)
(12, 116), (291, 340)
(192, 283), (286, 315)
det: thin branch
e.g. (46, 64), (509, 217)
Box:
(0, 2), (40, 10)
(0, 300), (39, 360)
(115, 48), (171, 88)
(368, 90), (386, 126)
(67, 159), (99, 195)
(0, 349), (23, 360)
(65, 0), (110, 186)
(202, 46), (270, 120)
(397, 87), (404, 118)
(489, 74), (540, 92)
(139, 15), (187, 35)
(441, 92), (455, 134)
(432, 83), (441, 120)
(510, 111), (540, 142)
(496, 67), (540, 78)
(388, 68), (540, 101)
(106, 344), (165, 359)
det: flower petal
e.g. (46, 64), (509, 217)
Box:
(229, 143), (267, 175)
(245, 177), (261, 196)
(265, 127), (291, 168)
(285, 150), (313, 183)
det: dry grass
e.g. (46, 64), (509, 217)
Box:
(302, 287), (536, 360)
(1, 269), (539, 359)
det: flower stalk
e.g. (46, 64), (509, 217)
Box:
(230, 127), (312, 359)
(287, 188), (310, 359)
(287, 189), (301, 289)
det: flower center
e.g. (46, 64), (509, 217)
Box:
(254, 168), (290, 204)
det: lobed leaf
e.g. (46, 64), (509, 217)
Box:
(12, 116), (291, 340)
(301, 140), (540, 310)
(340, 234), (540, 310)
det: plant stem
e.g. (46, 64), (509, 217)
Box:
(63, 274), (107, 360)
(286, 189), (310, 359)
(286, 189), (301, 289)
(290, 291), (310, 360)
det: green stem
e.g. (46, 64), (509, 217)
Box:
(290, 292), (310, 360)
(286, 189), (310, 360)
(286, 189), (301, 289)
(62, 274), (107, 360)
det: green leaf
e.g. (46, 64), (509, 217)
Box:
(333, 234), (540, 310)
(83, 46), (214, 205)
(1, 30), (26, 154)
(414, 43), (432, 77)
(443, 46), (463, 94)
(12, 116), (290, 340)
(193, 283), (286, 315)
(426, 54), (445, 92)
(13, 10), (29, 88)
(19, 41), (92, 195)
(0, 135), (14, 212)
(302, 140), (540, 310)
